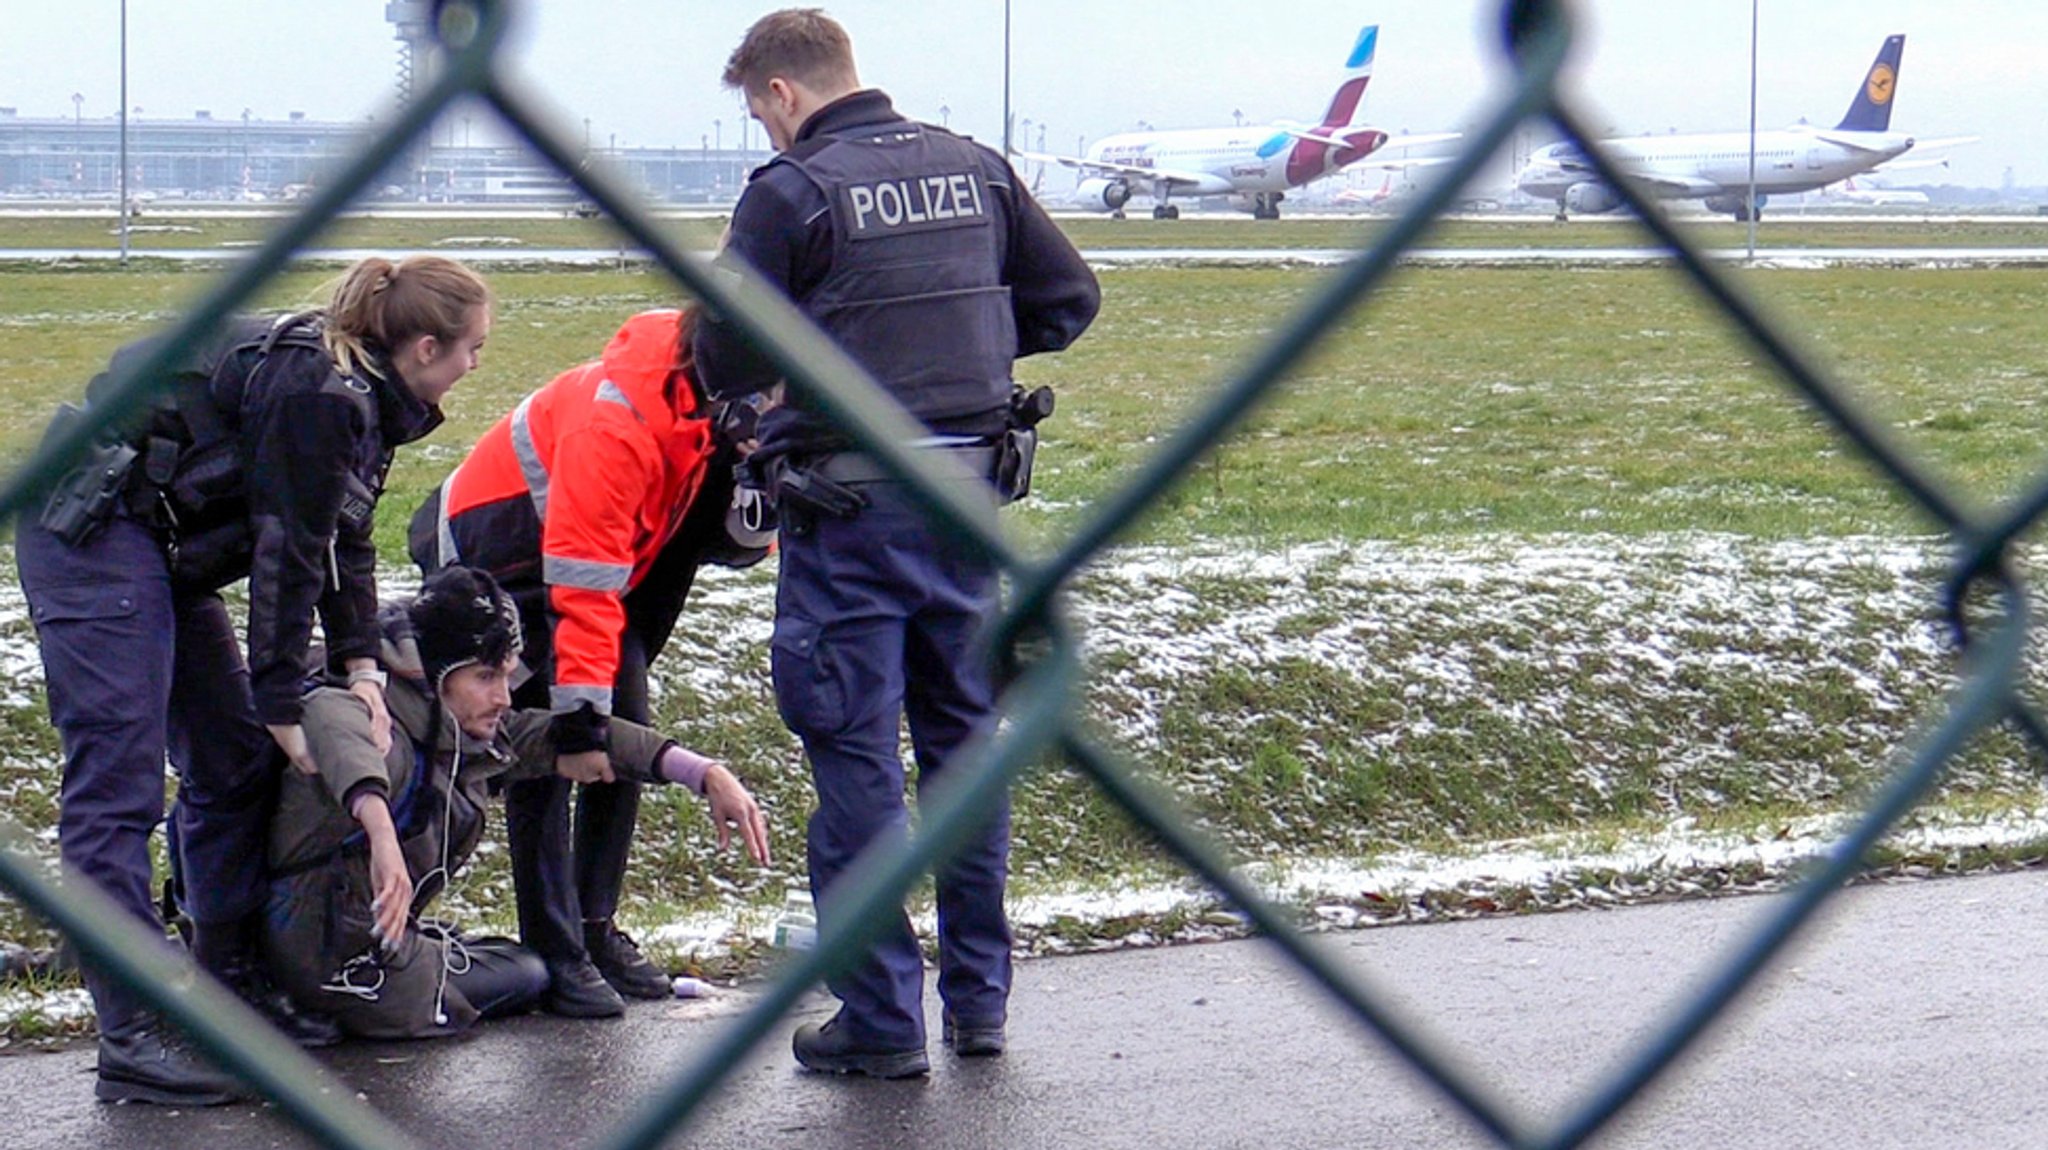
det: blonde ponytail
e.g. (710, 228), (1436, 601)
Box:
(323, 255), (492, 377)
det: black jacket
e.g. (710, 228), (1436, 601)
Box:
(693, 89), (1100, 459)
(217, 317), (442, 725)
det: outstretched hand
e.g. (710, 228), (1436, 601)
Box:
(701, 764), (772, 865)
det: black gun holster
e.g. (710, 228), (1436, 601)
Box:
(995, 427), (1038, 504)
(761, 456), (867, 536)
(37, 404), (141, 547)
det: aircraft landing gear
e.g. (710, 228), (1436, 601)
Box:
(1251, 193), (1282, 220)
(1151, 203), (1180, 220)
(1110, 209), (1126, 220)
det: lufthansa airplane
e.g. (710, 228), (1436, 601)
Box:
(1013, 24), (1457, 220)
(1516, 34), (1970, 221)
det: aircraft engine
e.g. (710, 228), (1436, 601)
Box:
(1703, 192), (1769, 219)
(1562, 182), (1622, 215)
(1075, 177), (1133, 212)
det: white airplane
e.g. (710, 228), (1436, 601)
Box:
(1517, 34), (1971, 222)
(1332, 173), (1397, 209)
(1014, 24), (1457, 220)
(1825, 174), (1931, 206)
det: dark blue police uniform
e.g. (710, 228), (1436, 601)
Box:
(16, 512), (276, 1035)
(16, 317), (439, 1040)
(695, 90), (1099, 1052)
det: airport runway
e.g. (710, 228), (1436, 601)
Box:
(7, 245), (2048, 268)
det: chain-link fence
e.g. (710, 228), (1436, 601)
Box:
(0, 0), (2031, 1146)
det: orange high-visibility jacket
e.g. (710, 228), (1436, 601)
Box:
(420, 310), (715, 718)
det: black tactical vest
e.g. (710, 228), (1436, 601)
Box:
(85, 313), (382, 589)
(776, 121), (1017, 425)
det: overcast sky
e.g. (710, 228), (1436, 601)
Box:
(0, 2), (2035, 190)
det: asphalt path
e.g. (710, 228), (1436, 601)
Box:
(4, 867), (2048, 1149)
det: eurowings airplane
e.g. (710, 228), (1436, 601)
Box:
(1516, 34), (1970, 221)
(1014, 24), (1457, 220)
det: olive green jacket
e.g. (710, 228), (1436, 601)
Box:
(260, 632), (674, 1038)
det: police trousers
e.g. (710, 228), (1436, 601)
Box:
(16, 513), (278, 1033)
(772, 483), (1013, 1049)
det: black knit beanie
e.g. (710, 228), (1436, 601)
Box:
(407, 566), (523, 693)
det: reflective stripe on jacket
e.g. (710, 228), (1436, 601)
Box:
(422, 310), (715, 716)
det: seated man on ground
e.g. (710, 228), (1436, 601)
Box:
(261, 565), (771, 1039)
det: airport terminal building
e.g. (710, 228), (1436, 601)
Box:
(0, 109), (759, 205)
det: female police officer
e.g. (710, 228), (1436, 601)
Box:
(16, 254), (491, 1105)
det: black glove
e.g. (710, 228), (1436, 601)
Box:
(549, 701), (610, 755)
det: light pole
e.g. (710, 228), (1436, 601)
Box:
(118, 0), (129, 263)
(1003, 0), (1011, 156)
(1746, 0), (1759, 259)
(939, 104), (950, 128)
(71, 92), (83, 124)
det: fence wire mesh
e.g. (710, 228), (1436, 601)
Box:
(0, 1), (2035, 1147)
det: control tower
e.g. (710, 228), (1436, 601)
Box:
(385, 1), (442, 106)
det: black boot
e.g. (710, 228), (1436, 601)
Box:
(542, 955), (627, 1019)
(96, 1014), (249, 1106)
(584, 919), (671, 1001)
(792, 1012), (929, 1078)
(941, 1010), (1006, 1058)
(192, 915), (343, 1049)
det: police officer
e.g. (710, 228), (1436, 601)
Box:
(696, 9), (1100, 1077)
(16, 255), (492, 1104)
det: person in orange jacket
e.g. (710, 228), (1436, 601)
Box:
(408, 305), (772, 1015)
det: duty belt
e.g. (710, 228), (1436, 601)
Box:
(813, 443), (1001, 486)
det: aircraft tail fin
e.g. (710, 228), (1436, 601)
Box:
(1836, 34), (1904, 132)
(1318, 24), (1378, 129)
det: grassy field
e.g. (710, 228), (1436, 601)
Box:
(1, 218), (2045, 1007)
(8, 237), (2048, 552)
(12, 208), (2048, 253)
